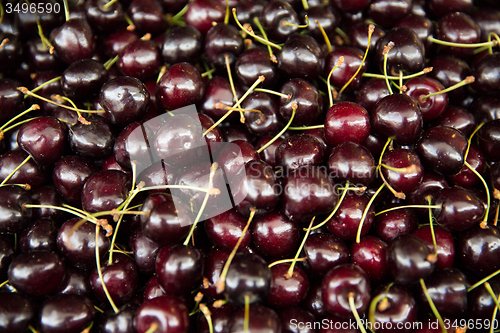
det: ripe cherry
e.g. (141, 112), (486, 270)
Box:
(324, 101), (370, 147)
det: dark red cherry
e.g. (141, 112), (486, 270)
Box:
(261, 0), (300, 43)
(478, 119), (500, 162)
(198, 76), (239, 121)
(0, 79), (24, 125)
(472, 53), (500, 94)
(256, 136), (282, 167)
(229, 305), (281, 333)
(350, 23), (386, 57)
(471, 7), (500, 42)
(50, 18), (95, 65)
(39, 294), (95, 333)
(225, 253), (271, 305)
(81, 170), (131, 213)
(370, 284), (418, 332)
(267, 263), (310, 308)
(205, 209), (251, 251)
(302, 284), (328, 319)
(251, 211), (299, 259)
(0, 33), (23, 75)
(99, 304), (138, 333)
(331, 0), (370, 12)
(417, 268), (468, 318)
(276, 134), (324, 171)
(371, 94), (423, 145)
(413, 226), (455, 270)
(432, 106), (476, 136)
(324, 101), (370, 147)
(127, 0), (168, 35)
(434, 12), (480, 59)
(351, 236), (389, 284)
(184, 0), (225, 36)
(395, 14), (434, 51)
(0, 293), (35, 333)
(327, 192), (374, 241)
(196, 302), (235, 333)
(19, 218), (57, 253)
(143, 275), (166, 301)
(161, 25), (202, 64)
(85, 0), (126, 32)
(387, 234), (435, 284)
(27, 37), (63, 71)
(416, 126), (468, 175)
(328, 141), (376, 186)
(100, 76), (150, 126)
(205, 24), (243, 68)
(278, 34), (325, 79)
(381, 148), (424, 194)
(0, 150), (45, 189)
(8, 251), (65, 297)
(470, 94), (500, 124)
(325, 47), (367, 92)
(233, 0), (267, 24)
(235, 47), (278, 88)
(52, 155), (99, 203)
(69, 115), (116, 159)
(304, 233), (350, 278)
(118, 39), (161, 82)
(29, 187), (64, 223)
(156, 62), (205, 111)
(200, 248), (230, 299)
(302, 5), (340, 40)
(134, 295), (189, 333)
(279, 78), (323, 126)
(242, 91), (283, 137)
(322, 264), (371, 318)
(355, 78), (390, 113)
(129, 229), (161, 274)
(375, 27), (426, 75)
(103, 30), (139, 58)
(448, 144), (486, 188)
(368, 0), (412, 28)
(428, 56), (471, 103)
(17, 116), (67, 165)
(405, 77), (448, 121)
(136, 160), (176, 193)
(61, 59), (108, 100)
(0, 235), (15, 279)
(374, 207), (419, 243)
(408, 172), (449, 210)
(458, 224), (500, 275)
(282, 166), (336, 223)
(428, 0), (472, 18)
(57, 218), (110, 270)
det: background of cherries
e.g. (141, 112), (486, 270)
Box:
(1, 0), (500, 332)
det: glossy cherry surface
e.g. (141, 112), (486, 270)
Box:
(133, 295), (189, 333)
(457, 224), (500, 275)
(374, 207), (419, 242)
(81, 170), (131, 213)
(324, 101), (371, 147)
(38, 294), (95, 333)
(267, 263), (310, 308)
(371, 284), (417, 333)
(304, 233), (350, 278)
(0, 149), (46, 189)
(161, 25), (203, 64)
(0, 292), (35, 333)
(0, 185), (33, 233)
(276, 134), (324, 171)
(50, 18), (95, 65)
(278, 34), (324, 79)
(235, 47), (278, 88)
(280, 78), (323, 126)
(61, 59), (108, 99)
(351, 236), (389, 284)
(205, 209), (251, 251)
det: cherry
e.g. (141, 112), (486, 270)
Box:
(160, 25), (202, 65)
(251, 211), (300, 259)
(412, 226), (454, 270)
(304, 233), (350, 278)
(0, 235), (14, 279)
(81, 170), (131, 213)
(256, 136), (282, 167)
(432, 106), (476, 136)
(19, 217), (57, 252)
(416, 126), (468, 175)
(50, 18), (95, 65)
(325, 47), (368, 92)
(457, 224), (500, 275)
(103, 30), (139, 58)
(478, 119), (500, 162)
(199, 76), (239, 121)
(387, 234), (435, 284)
(136, 160), (176, 193)
(370, 283), (418, 332)
(449, 144), (486, 188)
(381, 148), (424, 194)
(0, 149), (46, 189)
(69, 115), (116, 159)
(405, 77), (448, 121)
(205, 24), (244, 69)
(325, 101), (370, 147)
(276, 134), (324, 171)
(278, 34), (325, 80)
(330, 0), (370, 12)
(375, 206), (419, 242)
(328, 141), (376, 186)
(322, 263), (371, 319)
(127, 229), (160, 274)
(434, 12), (481, 59)
(27, 36), (63, 71)
(127, 0), (168, 35)
(472, 53), (500, 93)
(228, 304), (281, 332)
(99, 303), (138, 333)
(85, 0), (126, 32)
(0, 185), (32, 233)
(225, 252), (271, 305)
(118, 39), (161, 82)
(0, 33), (23, 76)
(395, 14), (434, 51)
(0, 293), (36, 333)
(62, 59), (108, 100)
(375, 27), (426, 75)
(134, 295), (189, 333)
(242, 91), (283, 137)
(57, 218), (110, 270)
(196, 302), (235, 333)
(428, 55), (472, 103)
(90, 252), (138, 306)
(282, 165), (336, 223)
(156, 62), (205, 111)
(57, 266), (92, 296)
(200, 248), (230, 299)
(371, 94), (423, 145)
(355, 79), (390, 113)
(267, 263), (310, 308)
(351, 236), (389, 284)
(471, 7), (500, 42)
(368, 0), (412, 28)
(261, 0), (300, 43)
(280, 78), (323, 126)
(17, 116), (67, 165)
(235, 47), (278, 89)
(38, 294), (95, 333)
(0, 79), (24, 125)
(184, 0), (225, 36)
(52, 155), (99, 203)
(350, 23), (386, 58)
(205, 209), (251, 251)
(302, 5), (340, 41)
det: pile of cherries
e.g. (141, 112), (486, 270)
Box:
(1, 0), (500, 332)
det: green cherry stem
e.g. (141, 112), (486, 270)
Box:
(286, 216), (315, 279)
(427, 196), (439, 257)
(95, 224), (120, 314)
(256, 103), (297, 153)
(301, 0), (309, 10)
(383, 42), (395, 95)
(356, 183), (385, 243)
(0, 155), (32, 186)
(288, 124), (324, 130)
(233, 9), (282, 50)
(224, 54), (245, 123)
(468, 267), (500, 292)
(199, 304), (214, 333)
(104, 55), (119, 70)
(268, 257), (307, 268)
(62, 0), (69, 21)
(253, 17), (276, 62)
(309, 181), (350, 231)
(420, 278), (447, 333)
(362, 67), (433, 80)
(420, 76), (475, 101)
(348, 292), (367, 333)
(316, 20), (332, 53)
(29, 76), (61, 95)
(375, 204), (442, 216)
(465, 160), (490, 228)
(327, 56), (344, 107)
(428, 35), (498, 48)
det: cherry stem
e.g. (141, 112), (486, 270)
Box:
(233, 9), (282, 50)
(94, 305), (104, 313)
(488, 32), (500, 54)
(244, 295), (250, 332)
(28, 325), (39, 333)
(485, 282), (500, 309)
(268, 257), (306, 268)
(0, 279), (9, 289)
(199, 304), (214, 333)
(378, 165), (405, 199)
(368, 293), (390, 327)
(464, 122), (485, 162)
(327, 56), (344, 107)
(348, 292), (367, 333)
(427, 196), (439, 257)
(420, 278), (447, 333)
(183, 163), (218, 246)
(0, 155), (32, 186)
(62, 0), (69, 21)
(144, 323), (159, 333)
(399, 70), (404, 93)
(95, 224), (120, 314)
(170, 4), (189, 24)
(301, 0), (309, 10)
(224, 0), (230, 25)
(420, 76), (474, 100)
(201, 68), (216, 78)
(363, 67), (433, 80)
(34, 13), (54, 53)
(216, 209), (257, 293)
(287, 216), (315, 279)
(103, 0), (119, 9)
(256, 103), (296, 153)
(315, 20), (332, 53)
(0, 2), (4, 25)
(464, 160), (490, 227)
(309, 181), (349, 231)
(124, 14), (135, 31)
(338, 25), (374, 96)
(30, 76), (61, 96)
(288, 124), (324, 130)
(204, 76), (265, 136)
(469, 267), (500, 292)
(24, 203), (97, 224)
(379, 163), (418, 174)
(0, 183), (31, 190)
(215, 103), (260, 113)
(335, 27), (350, 45)
(0, 104), (40, 133)
(254, 88), (289, 99)
(491, 295), (500, 333)
(0, 38), (8, 49)
(284, 15), (309, 28)
(104, 55), (119, 70)
(224, 54), (245, 123)
(253, 17), (276, 62)
(356, 183), (385, 243)
(375, 204), (441, 216)
(383, 42), (395, 95)
(494, 203), (499, 227)
(428, 35), (498, 48)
